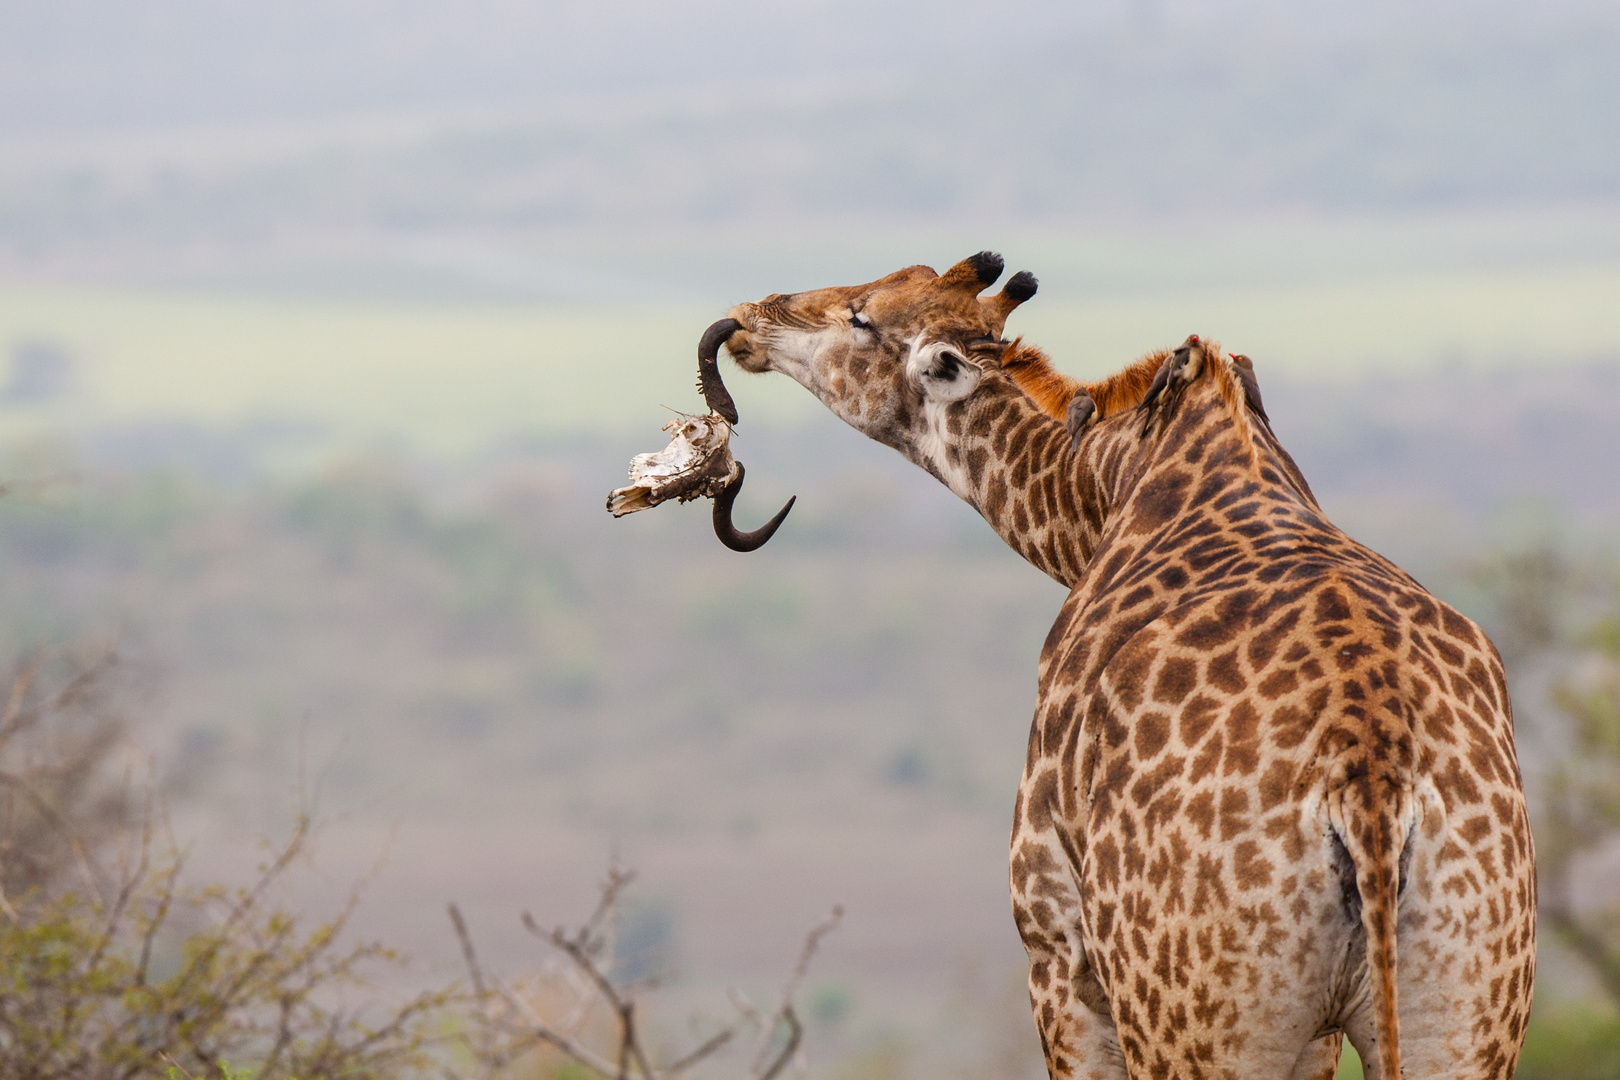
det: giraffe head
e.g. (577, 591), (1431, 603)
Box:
(699, 252), (1038, 458)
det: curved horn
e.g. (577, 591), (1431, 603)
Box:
(713, 463), (796, 552)
(980, 269), (1038, 337)
(697, 318), (742, 425)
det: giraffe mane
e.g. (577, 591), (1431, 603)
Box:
(1084, 351), (1173, 418)
(999, 339), (1085, 418)
(1001, 339), (1258, 459)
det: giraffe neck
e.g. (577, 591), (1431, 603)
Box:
(913, 368), (1309, 589)
(906, 374), (1128, 588)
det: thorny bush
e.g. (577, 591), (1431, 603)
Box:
(0, 645), (839, 1080)
(0, 648), (450, 1079)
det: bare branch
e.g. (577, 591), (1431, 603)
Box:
(448, 903), (489, 1000)
(754, 1007), (803, 1080)
(0, 767), (107, 902)
(136, 854), (184, 987)
(0, 656), (39, 747)
(500, 983), (627, 1078)
(782, 905), (844, 1008)
(617, 999), (635, 1080)
(84, 809), (150, 972)
(458, 876), (842, 1080)
(545, 923), (632, 1030)
(535, 912), (657, 1080)
(751, 905), (842, 1079)
(664, 1027), (737, 1076)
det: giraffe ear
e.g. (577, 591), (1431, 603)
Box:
(906, 339), (982, 403)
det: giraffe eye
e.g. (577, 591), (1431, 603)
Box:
(851, 310), (873, 331)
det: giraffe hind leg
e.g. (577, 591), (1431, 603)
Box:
(1033, 993), (1128, 1080)
(1288, 1032), (1344, 1080)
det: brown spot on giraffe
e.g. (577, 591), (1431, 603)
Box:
(704, 254), (1533, 1079)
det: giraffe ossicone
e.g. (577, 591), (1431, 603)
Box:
(624, 253), (1535, 1080)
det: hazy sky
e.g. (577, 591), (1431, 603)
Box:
(3, 0), (1616, 132)
(2, 0), (1617, 285)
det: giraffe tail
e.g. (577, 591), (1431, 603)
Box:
(1327, 780), (1414, 1080)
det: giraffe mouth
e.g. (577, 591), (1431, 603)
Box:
(694, 318), (796, 552)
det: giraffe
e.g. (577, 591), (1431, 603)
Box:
(691, 252), (1535, 1080)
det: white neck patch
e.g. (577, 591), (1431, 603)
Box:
(906, 338), (982, 499)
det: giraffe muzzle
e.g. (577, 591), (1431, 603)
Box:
(696, 318), (796, 551)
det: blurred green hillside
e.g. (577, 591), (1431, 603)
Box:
(4, 208), (1619, 457)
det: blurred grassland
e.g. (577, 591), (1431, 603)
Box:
(3, 221), (1619, 455)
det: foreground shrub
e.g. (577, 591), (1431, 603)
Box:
(0, 649), (448, 1078)
(0, 646), (841, 1079)
(0, 812), (449, 1080)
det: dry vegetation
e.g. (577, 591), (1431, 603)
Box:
(0, 649), (843, 1079)
(0, 649), (450, 1077)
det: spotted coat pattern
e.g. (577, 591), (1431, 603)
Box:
(716, 255), (1535, 1080)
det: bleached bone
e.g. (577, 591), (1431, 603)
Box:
(606, 413), (740, 517)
